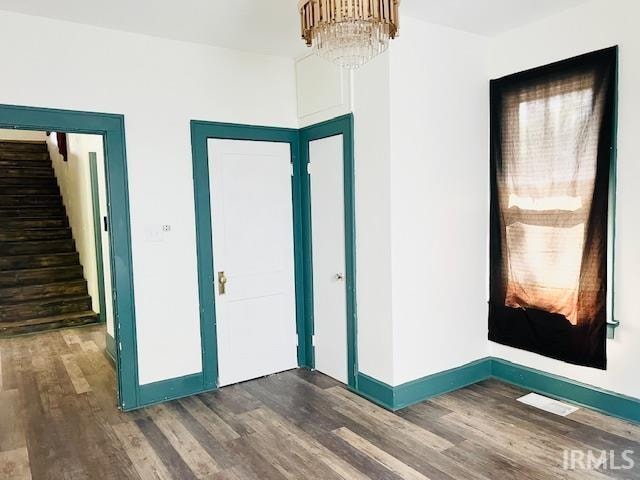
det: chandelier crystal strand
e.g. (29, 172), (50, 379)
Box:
(299, 0), (400, 69)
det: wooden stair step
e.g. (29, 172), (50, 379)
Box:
(0, 141), (48, 153)
(0, 265), (83, 287)
(0, 239), (75, 256)
(0, 167), (54, 178)
(0, 176), (57, 187)
(0, 310), (98, 337)
(0, 252), (79, 271)
(0, 158), (51, 167)
(0, 185), (60, 195)
(0, 217), (68, 229)
(0, 280), (88, 303)
(0, 295), (93, 322)
(0, 206), (66, 218)
(0, 152), (50, 161)
(0, 194), (62, 207)
(0, 228), (72, 242)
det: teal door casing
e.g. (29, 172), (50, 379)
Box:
(89, 152), (107, 325)
(0, 104), (139, 410)
(191, 114), (358, 390)
(299, 115), (358, 388)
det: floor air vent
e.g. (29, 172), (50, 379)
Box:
(517, 392), (579, 416)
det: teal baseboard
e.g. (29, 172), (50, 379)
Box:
(356, 358), (492, 411)
(491, 358), (640, 424)
(395, 357), (493, 410)
(105, 333), (116, 365)
(355, 373), (396, 410)
(355, 357), (640, 424)
(138, 373), (215, 407)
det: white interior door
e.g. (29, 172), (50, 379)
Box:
(309, 134), (348, 383)
(208, 139), (298, 387)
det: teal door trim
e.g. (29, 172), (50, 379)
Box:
(299, 114), (358, 388)
(89, 152), (107, 324)
(190, 121), (305, 389)
(0, 104), (139, 410)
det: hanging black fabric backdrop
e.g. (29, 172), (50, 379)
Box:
(489, 47), (617, 369)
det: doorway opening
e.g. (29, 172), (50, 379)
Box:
(0, 104), (138, 410)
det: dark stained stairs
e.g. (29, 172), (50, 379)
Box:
(0, 140), (98, 336)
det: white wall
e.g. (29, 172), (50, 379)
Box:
(47, 133), (115, 337)
(0, 129), (47, 141)
(296, 53), (351, 128)
(352, 53), (395, 384)
(489, 0), (640, 399)
(295, 51), (396, 384)
(0, 10), (297, 385)
(48, 134), (97, 315)
(295, 18), (490, 386)
(389, 17), (490, 385)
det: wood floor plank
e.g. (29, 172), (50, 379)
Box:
(80, 340), (100, 353)
(0, 447), (32, 480)
(112, 421), (173, 480)
(0, 389), (25, 452)
(439, 411), (611, 480)
(328, 386), (454, 452)
(60, 353), (91, 394)
(314, 431), (406, 480)
(179, 396), (241, 442)
(166, 401), (239, 469)
(2, 325), (636, 480)
(147, 404), (221, 478)
(197, 390), (258, 436)
(568, 408), (640, 442)
(241, 407), (371, 480)
(135, 417), (200, 480)
(223, 435), (289, 480)
(334, 427), (431, 480)
(246, 373), (475, 480)
(442, 439), (551, 480)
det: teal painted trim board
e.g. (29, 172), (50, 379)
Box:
(105, 333), (116, 364)
(356, 358), (492, 411)
(354, 373), (395, 410)
(355, 358), (639, 424)
(491, 358), (640, 424)
(190, 120), (303, 390)
(138, 373), (214, 406)
(89, 153), (107, 324)
(394, 358), (493, 410)
(0, 104), (139, 412)
(299, 114), (357, 387)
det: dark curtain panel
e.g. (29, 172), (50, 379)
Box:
(489, 47), (617, 369)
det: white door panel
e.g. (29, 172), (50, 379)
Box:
(309, 134), (348, 383)
(208, 139), (298, 387)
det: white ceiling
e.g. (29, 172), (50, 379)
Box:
(401, 0), (590, 36)
(0, 0), (591, 58)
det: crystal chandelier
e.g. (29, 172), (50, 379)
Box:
(299, 0), (400, 69)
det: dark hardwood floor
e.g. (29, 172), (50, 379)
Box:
(0, 325), (638, 479)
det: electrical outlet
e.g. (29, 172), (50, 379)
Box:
(162, 225), (171, 232)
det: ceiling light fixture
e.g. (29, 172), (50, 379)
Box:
(299, 0), (400, 69)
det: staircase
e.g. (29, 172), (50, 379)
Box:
(0, 140), (98, 336)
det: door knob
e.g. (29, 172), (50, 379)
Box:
(335, 273), (344, 281)
(218, 271), (227, 295)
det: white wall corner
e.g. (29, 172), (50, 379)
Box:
(295, 52), (352, 127)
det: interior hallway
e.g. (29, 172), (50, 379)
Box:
(0, 325), (638, 480)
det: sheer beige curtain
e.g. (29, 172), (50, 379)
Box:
(498, 72), (607, 327)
